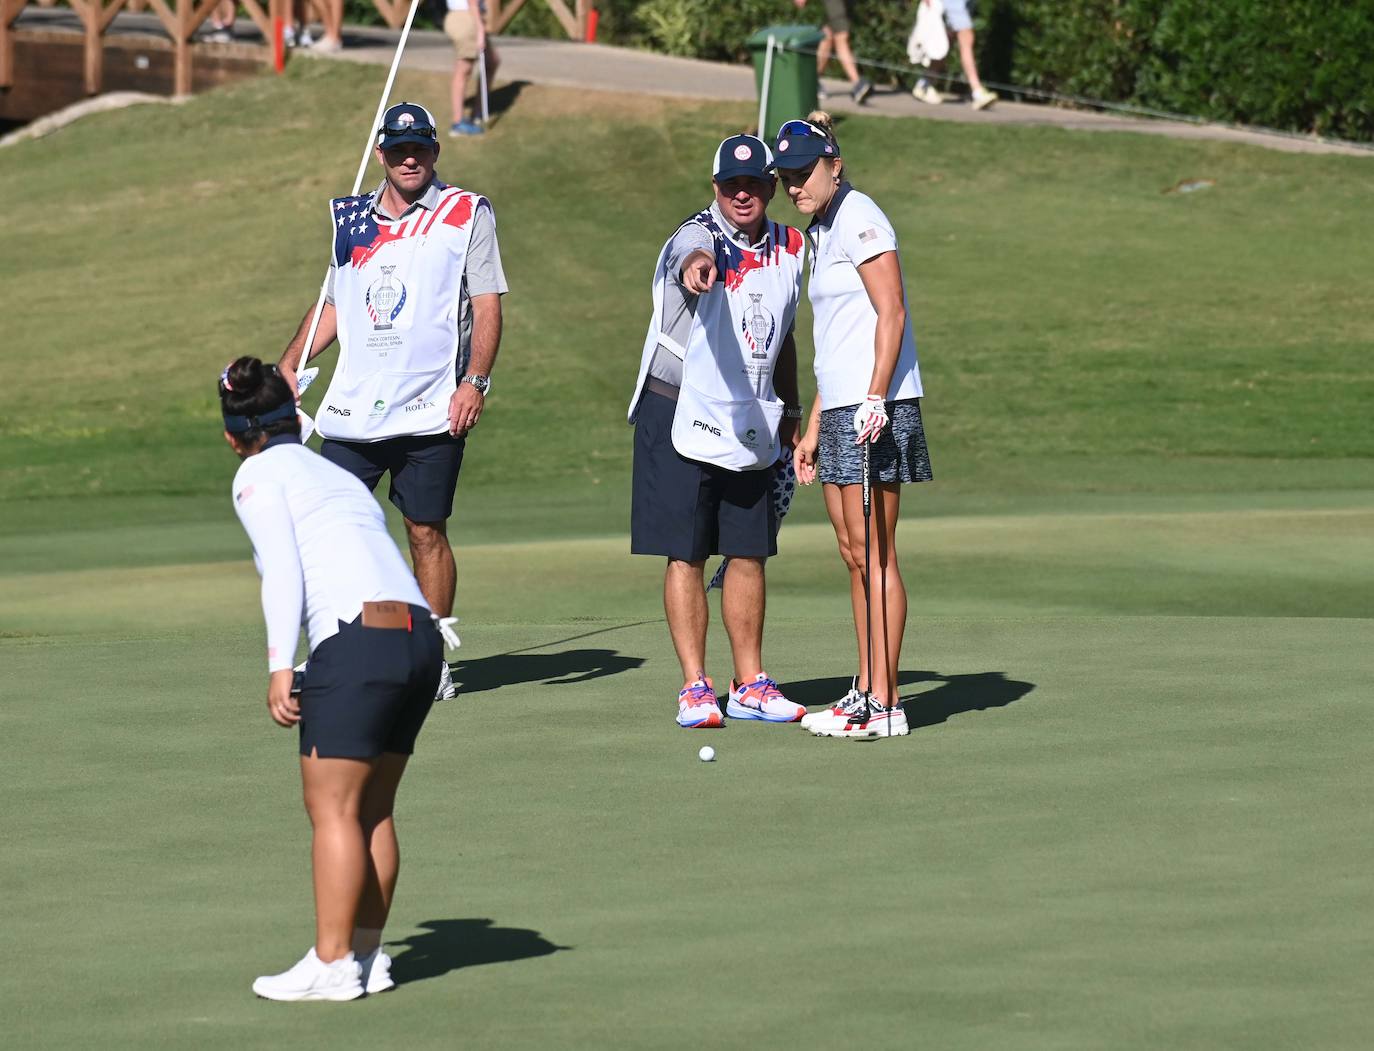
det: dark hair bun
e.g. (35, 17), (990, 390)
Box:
(226, 356), (268, 396)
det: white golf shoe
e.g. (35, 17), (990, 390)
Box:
(800, 677), (862, 731)
(816, 701), (910, 739)
(358, 948), (395, 994)
(251, 948), (364, 1002)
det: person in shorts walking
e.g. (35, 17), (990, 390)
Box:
(628, 135), (808, 729)
(220, 357), (443, 1001)
(278, 102), (507, 700)
(912, 0), (998, 109)
(772, 113), (933, 740)
(796, 0), (873, 103)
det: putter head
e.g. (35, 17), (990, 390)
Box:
(299, 408), (316, 443)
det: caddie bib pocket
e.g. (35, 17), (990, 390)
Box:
(672, 378), (782, 471)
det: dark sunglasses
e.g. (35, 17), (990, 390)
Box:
(379, 120), (438, 141)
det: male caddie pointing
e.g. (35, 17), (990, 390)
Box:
(628, 134), (807, 729)
(280, 102), (507, 701)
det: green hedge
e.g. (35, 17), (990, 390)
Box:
(334, 1), (1374, 140)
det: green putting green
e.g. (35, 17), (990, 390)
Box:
(2, 60), (1371, 1049)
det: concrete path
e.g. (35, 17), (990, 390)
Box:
(15, 6), (1372, 158)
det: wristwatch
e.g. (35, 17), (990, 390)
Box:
(461, 374), (491, 396)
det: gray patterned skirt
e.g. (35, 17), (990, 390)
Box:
(817, 398), (933, 486)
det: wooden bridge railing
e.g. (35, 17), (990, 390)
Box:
(1, 0), (596, 100)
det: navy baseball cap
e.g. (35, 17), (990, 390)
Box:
(771, 119), (840, 169)
(712, 134), (774, 182)
(377, 102), (439, 151)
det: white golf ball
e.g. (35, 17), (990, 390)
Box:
(698, 746), (715, 762)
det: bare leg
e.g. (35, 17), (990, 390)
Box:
(721, 556), (765, 683)
(405, 518), (455, 619)
(451, 56), (473, 125)
(815, 28), (834, 78)
(823, 482), (867, 692)
(319, 0), (343, 48)
(956, 28), (985, 94)
(300, 753), (375, 962)
(838, 483), (907, 707)
(831, 30), (862, 86)
(353, 752), (409, 954)
(665, 559), (708, 684)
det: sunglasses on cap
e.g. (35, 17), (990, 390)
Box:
(378, 119), (438, 141)
(777, 119), (832, 141)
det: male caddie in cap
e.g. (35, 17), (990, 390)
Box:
(627, 134), (808, 730)
(277, 100), (509, 703)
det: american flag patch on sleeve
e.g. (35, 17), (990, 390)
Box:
(235, 485), (255, 504)
(859, 228), (879, 243)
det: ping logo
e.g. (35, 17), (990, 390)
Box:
(326, 405), (351, 416)
(693, 420), (722, 437)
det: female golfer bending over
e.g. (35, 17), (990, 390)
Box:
(220, 356), (442, 1000)
(771, 113), (932, 740)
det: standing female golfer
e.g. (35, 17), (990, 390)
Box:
(771, 114), (932, 740)
(220, 356), (442, 1000)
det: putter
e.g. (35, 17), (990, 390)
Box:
(292, 0), (424, 427)
(862, 438), (874, 730)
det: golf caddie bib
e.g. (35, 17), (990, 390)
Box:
(318, 184), (486, 441)
(628, 210), (804, 471)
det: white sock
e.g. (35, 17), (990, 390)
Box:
(352, 928), (384, 957)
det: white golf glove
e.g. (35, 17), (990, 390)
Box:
(852, 396), (888, 445)
(433, 615), (461, 651)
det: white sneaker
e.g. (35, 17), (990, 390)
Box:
(358, 948), (395, 994)
(252, 948), (363, 1002)
(818, 702), (910, 739)
(972, 88), (999, 110)
(435, 660), (458, 701)
(912, 82), (944, 105)
(800, 677), (861, 731)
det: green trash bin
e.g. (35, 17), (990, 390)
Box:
(746, 24), (824, 139)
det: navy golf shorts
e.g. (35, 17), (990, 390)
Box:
(321, 432), (465, 524)
(298, 605), (442, 759)
(631, 390), (776, 563)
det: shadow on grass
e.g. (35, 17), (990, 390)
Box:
(453, 648), (645, 695)
(390, 918), (570, 985)
(786, 670), (1036, 729)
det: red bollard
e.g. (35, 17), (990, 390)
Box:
(273, 16), (285, 72)
(585, 8), (598, 44)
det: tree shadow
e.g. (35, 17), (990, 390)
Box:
(786, 670), (1036, 730)
(453, 648), (645, 696)
(389, 918), (570, 986)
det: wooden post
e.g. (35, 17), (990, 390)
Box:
(0, 0), (25, 90)
(174, 0), (190, 95)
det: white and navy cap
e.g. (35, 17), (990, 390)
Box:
(771, 119), (839, 169)
(712, 134), (774, 182)
(377, 102), (439, 150)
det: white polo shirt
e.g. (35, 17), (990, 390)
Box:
(232, 435), (428, 671)
(807, 184), (922, 409)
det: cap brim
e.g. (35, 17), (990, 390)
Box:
(770, 152), (823, 170)
(713, 166), (773, 183)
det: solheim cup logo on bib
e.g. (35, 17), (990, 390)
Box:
(366, 265), (407, 330)
(742, 293), (776, 360)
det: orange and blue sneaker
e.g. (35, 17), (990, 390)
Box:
(727, 673), (805, 723)
(677, 678), (724, 728)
